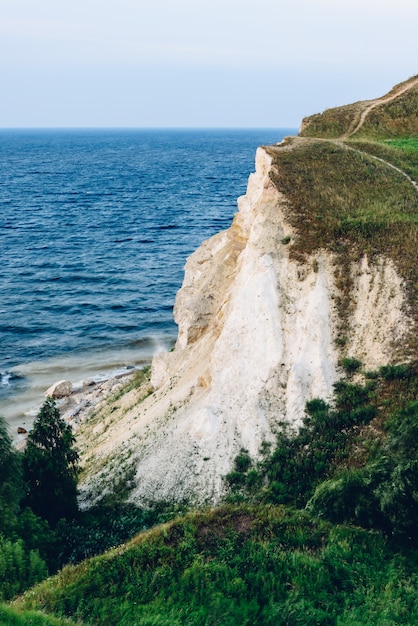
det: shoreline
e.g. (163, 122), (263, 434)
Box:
(14, 368), (140, 450)
(1, 335), (175, 441)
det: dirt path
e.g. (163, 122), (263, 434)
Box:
(336, 141), (418, 191)
(330, 76), (418, 190)
(287, 135), (418, 193)
(342, 76), (418, 139)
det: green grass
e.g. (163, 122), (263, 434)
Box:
(346, 138), (418, 184)
(108, 366), (152, 403)
(12, 505), (418, 625)
(267, 139), (418, 250)
(385, 137), (418, 151)
(300, 102), (364, 138)
(0, 604), (77, 625)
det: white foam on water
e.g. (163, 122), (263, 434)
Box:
(1, 373), (11, 386)
(0, 335), (175, 437)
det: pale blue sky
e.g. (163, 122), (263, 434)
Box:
(1, 0), (417, 127)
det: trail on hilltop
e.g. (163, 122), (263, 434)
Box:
(343, 76), (418, 138)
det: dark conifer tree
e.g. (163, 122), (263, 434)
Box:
(23, 398), (79, 526)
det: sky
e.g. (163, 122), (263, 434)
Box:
(0, 0), (417, 128)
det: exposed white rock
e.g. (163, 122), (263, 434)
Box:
(348, 255), (409, 368)
(77, 147), (413, 508)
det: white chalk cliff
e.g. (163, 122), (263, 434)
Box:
(78, 146), (412, 508)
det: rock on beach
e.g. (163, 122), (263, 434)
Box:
(44, 379), (73, 399)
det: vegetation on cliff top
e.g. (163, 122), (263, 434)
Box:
(300, 75), (418, 139)
(265, 75), (418, 357)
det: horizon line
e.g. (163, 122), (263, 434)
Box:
(0, 125), (299, 131)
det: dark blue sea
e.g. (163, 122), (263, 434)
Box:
(0, 128), (294, 428)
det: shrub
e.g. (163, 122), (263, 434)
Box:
(379, 363), (414, 381)
(308, 401), (418, 541)
(340, 357), (362, 374)
(306, 469), (381, 528)
(0, 538), (47, 601)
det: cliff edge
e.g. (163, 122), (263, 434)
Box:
(77, 78), (418, 507)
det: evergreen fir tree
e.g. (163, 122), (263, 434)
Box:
(23, 398), (79, 526)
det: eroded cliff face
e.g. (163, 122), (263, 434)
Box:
(78, 147), (412, 507)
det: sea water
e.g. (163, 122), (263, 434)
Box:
(0, 128), (294, 431)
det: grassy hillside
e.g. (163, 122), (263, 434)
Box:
(353, 87), (418, 139)
(300, 75), (418, 139)
(13, 505), (418, 625)
(299, 101), (365, 139)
